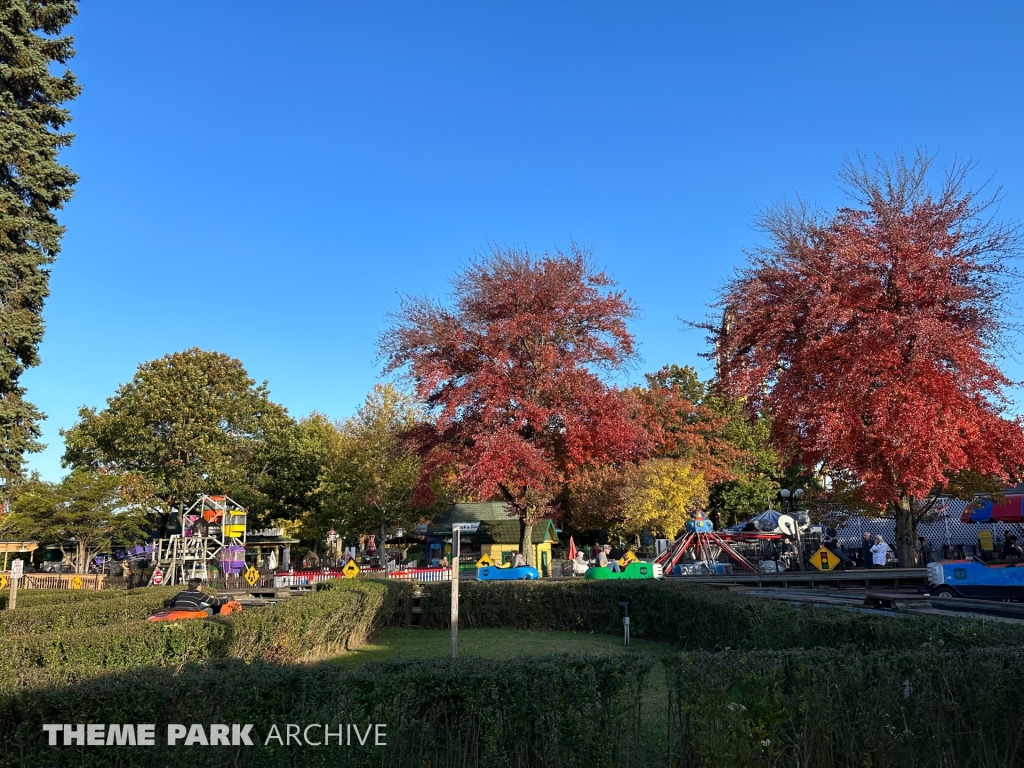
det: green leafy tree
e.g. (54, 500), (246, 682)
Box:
(236, 413), (345, 537)
(61, 348), (291, 536)
(324, 384), (439, 557)
(7, 470), (152, 574)
(0, 0), (80, 490)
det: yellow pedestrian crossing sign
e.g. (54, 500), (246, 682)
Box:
(342, 560), (360, 578)
(243, 566), (260, 586)
(475, 554), (494, 568)
(70, 575), (83, 589)
(810, 546), (841, 572)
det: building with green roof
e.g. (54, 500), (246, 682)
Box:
(425, 502), (559, 576)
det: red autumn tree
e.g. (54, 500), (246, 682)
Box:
(379, 244), (648, 564)
(707, 153), (1024, 566)
(634, 365), (746, 486)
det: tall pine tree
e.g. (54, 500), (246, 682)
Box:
(0, 0), (80, 488)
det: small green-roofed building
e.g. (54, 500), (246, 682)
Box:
(425, 502), (559, 575)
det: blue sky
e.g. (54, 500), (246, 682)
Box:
(24, 2), (1024, 480)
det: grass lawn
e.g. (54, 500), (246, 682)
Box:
(332, 627), (672, 667)
(333, 629), (674, 760)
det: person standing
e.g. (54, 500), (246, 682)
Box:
(870, 535), (891, 567)
(918, 537), (931, 566)
(860, 532), (874, 569)
(120, 559), (133, 588)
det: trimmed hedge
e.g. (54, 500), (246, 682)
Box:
(665, 647), (1024, 767)
(419, 580), (1024, 650)
(0, 585), (177, 610)
(0, 587), (180, 634)
(0, 653), (652, 768)
(0, 580), (409, 692)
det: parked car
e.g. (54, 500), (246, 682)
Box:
(477, 565), (539, 581)
(927, 559), (1024, 599)
(584, 561), (664, 581)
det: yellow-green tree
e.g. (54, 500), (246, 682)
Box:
(620, 459), (706, 538)
(323, 384), (444, 550)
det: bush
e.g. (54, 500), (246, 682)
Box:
(0, 587), (179, 634)
(664, 647), (1024, 767)
(0, 653), (652, 768)
(0, 585), (177, 610)
(418, 580), (1024, 650)
(0, 580), (409, 692)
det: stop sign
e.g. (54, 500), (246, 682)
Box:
(152, 568), (163, 585)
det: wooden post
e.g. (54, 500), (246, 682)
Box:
(450, 525), (460, 659)
(8, 559), (23, 611)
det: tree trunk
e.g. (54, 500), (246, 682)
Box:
(894, 494), (916, 568)
(520, 521), (535, 567)
(77, 541), (87, 575)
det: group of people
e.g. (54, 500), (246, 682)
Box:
(569, 543), (621, 574)
(858, 532), (894, 567)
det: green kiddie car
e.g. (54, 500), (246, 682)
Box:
(584, 561), (664, 580)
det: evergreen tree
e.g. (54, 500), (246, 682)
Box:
(0, 0), (80, 487)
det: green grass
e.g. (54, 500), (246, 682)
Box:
(333, 628), (673, 761)
(331, 627), (671, 666)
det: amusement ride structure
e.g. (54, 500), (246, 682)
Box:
(149, 495), (248, 585)
(654, 509), (776, 574)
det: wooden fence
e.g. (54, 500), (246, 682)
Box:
(3, 573), (106, 591)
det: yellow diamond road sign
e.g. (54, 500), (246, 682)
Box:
(70, 575), (83, 589)
(475, 554), (494, 568)
(0, 575), (7, 590)
(811, 546), (841, 572)
(243, 566), (260, 587)
(342, 560), (360, 578)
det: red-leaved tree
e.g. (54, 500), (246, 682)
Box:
(706, 153), (1024, 565)
(380, 244), (648, 564)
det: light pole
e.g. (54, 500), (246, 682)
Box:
(779, 488), (805, 570)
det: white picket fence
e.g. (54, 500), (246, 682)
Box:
(272, 567), (451, 588)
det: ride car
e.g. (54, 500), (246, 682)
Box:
(477, 565), (540, 581)
(927, 559), (1024, 599)
(584, 561), (664, 580)
(147, 599), (243, 622)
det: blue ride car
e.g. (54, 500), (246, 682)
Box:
(927, 559), (1024, 599)
(477, 565), (540, 581)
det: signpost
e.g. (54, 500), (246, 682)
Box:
(8, 558), (23, 611)
(450, 522), (476, 659)
(342, 560), (360, 578)
(810, 546), (841, 572)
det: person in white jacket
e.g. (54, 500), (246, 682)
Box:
(870, 535), (891, 567)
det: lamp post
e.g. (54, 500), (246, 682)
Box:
(779, 488), (806, 570)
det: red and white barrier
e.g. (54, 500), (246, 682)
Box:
(273, 566), (451, 587)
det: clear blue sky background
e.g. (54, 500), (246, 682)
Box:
(23, 2), (1024, 481)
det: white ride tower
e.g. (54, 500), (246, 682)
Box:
(150, 495), (248, 585)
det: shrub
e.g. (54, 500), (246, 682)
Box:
(0, 580), (408, 692)
(0, 587), (179, 634)
(0, 585), (177, 610)
(0, 653), (653, 768)
(664, 647), (1024, 768)
(418, 580), (1024, 650)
